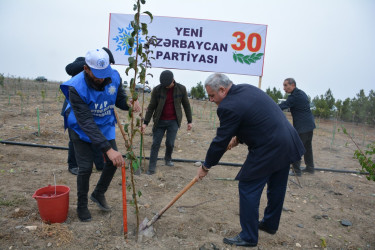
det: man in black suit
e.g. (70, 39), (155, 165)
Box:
(279, 78), (316, 176)
(196, 73), (305, 247)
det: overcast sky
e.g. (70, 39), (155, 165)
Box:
(1, 0), (374, 100)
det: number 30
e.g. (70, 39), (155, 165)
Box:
(231, 32), (262, 52)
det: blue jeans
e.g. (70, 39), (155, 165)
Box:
(238, 164), (289, 244)
(148, 120), (179, 173)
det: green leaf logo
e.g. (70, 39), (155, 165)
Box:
(233, 52), (264, 65)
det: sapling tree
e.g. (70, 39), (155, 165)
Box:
(41, 89), (46, 111)
(16, 91), (24, 114)
(340, 125), (375, 181)
(120, 0), (156, 239)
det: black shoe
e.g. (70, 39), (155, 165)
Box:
(165, 160), (174, 167)
(146, 170), (155, 175)
(90, 193), (111, 212)
(302, 168), (315, 174)
(258, 221), (277, 234)
(68, 167), (78, 175)
(289, 170), (301, 177)
(77, 207), (92, 222)
(223, 235), (257, 247)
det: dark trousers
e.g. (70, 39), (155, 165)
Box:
(238, 165), (289, 244)
(148, 120), (179, 172)
(67, 131), (104, 171)
(69, 129), (117, 208)
(292, 130), (314, 172)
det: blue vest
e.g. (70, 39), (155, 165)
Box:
(60, 70), (120, 143)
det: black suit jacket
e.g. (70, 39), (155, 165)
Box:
(279, 88), (316, 134)
(204, 84), (305, 181)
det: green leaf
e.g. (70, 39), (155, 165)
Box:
(128, 37), (134, 48)
(243, 58), (250, 65)
(138, 190), (142, 197)
(233, 53), (237, 62)
(128, 47), (133, 56)
(133, 4), (137, 11)
(137, 44), (143, 55)
(143, 11), (153, 22)
(132, 159), (139, 171)
(141, 23), (148, 35)
(140, 0), (146, 4)
(124, 124), (129, 133)
(126, 151), (137, 161)
(128, 57), (135, 65)
(132, 91), (138, 101)
(237, 54), (244, 63)
(128, 107), (133, 118)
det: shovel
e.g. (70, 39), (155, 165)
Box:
(139, 177), (198, 234)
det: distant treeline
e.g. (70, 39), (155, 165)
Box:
(266, 87), (375, 126)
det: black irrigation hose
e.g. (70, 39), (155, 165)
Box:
(0, 140), (369, 175)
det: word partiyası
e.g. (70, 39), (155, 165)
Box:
(155, 51), (218, 64)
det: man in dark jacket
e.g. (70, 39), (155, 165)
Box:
(141, 70), (192, 175)
(60, 48), (140, 222)
(279, 78), (316, 176)
(196, 73), (304, 247)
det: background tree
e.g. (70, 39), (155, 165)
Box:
(368, 90), (375, 125)
(312, 94), (330, 118)
(265, 87), (283, 103)
(351, 89), (369, 124)
(324, 88), (335, 111)
(190, 81), (205, 99)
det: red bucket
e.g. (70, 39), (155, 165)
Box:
(32, 185), (70, 223)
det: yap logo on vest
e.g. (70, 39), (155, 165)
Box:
(107, 85), (117, 95)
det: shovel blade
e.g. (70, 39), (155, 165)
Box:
(139, 217), (155, 239)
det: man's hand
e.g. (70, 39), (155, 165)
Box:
(106, 148), (124, 168)
(141, 124), (147, 133)
(187, 123), (193, 131)
(227, 136), (239, 150)
(196, 164), (209, 181)
(130, 100), (141, 113)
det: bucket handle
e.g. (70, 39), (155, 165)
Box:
(53, 172), (56, 196)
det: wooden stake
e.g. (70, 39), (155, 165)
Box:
(258, 76), (263, 89)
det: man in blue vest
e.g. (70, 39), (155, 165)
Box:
(196, 73), (304, 247)
(62, 56), (105, 175)
(60, 48), (140, 222)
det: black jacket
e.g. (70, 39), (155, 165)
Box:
(204, 84), (304, 181)
(144, 82), (192, 128)
(279, 88), (315, 134)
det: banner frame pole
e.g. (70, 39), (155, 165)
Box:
(258, 76), (262, 89)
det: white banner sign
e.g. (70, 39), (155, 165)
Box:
(109, 14), (267, 76)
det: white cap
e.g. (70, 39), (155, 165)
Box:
(85, 49), (112, 79)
